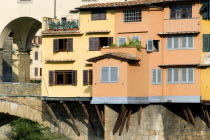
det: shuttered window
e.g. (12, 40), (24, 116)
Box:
(167, 36), (194, 50)
(35, 51), (38, 60)
(101, 67), (119, 83)
(203, 34), (210, 52)
(91, 10), (106, 20)
(89, 37), (99, 51)
(83, 70), (93, 85)
(49, 70), (77, 86)
(167, 68), (194, 84)
(152, 69), (162, 85)
(200, 2), (210, 19)
(118, 37), (126, 46)
(147, 40), (160, 52)
(35, 67), (38, 76)
(53, 38), (73, 52)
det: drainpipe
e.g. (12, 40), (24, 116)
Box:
(54, 0), (57, 18)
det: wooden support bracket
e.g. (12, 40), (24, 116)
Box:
(113, 105), (126, 135)
(62, 102), (80, 136)
(185, 104), (195, 126)
(182, 104), (190, 124)
(44, 101), (61, 131)
(126, 109), (132, 132)
(203, 105), (210, 127)
(95, 105), (104, 130)
(81, 102), (97, 136)
(119, 108), (128, 136)
(138, 106), (143, 125)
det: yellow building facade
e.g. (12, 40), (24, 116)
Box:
(200, 1), (210, 101)
(41, 9), (116, 98)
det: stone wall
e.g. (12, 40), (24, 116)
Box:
(0, 82), (41, 95)
(105, 104), (210, 140)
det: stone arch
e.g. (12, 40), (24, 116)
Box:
(0, 17), (41, 82)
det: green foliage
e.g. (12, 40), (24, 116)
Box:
(7, 118), (49, 140)
(110, 44), (116, 47)
(119, 37), (142, 51)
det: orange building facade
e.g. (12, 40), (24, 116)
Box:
(85, 1), (202, 104)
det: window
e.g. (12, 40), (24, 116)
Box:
(38, 36), (42, 45)
(123, 9), (141, 22)
(35, 68), (38, 76)
(203, 34), (210, 52)
(200, 2), (210, 19)
(167, 68), (194, 84)
(89, 37), (113, 51)
(132, 36), (140, 42)
(53, 38), (73, 52)
(118, 37), (127, 46)
(147, 40), (160, 52)
(167, 36), (194, 50)
(83, 69), (93, 85)
(40, 68), (42, 76)
(91, 10), (106, 20)
(101, 67), (119, 83)
(49, 70), (77, 86)
(35, 52), (38, 60)
(152, 69), (162, 85)
(170, 5), (192, 19)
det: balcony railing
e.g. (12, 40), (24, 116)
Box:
(43, 17), (79, 31)
(163, 17), (200, 33)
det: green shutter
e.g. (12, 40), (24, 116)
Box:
(203, 34), (210, 52)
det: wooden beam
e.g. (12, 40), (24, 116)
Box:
(185, 104), (195, 126)
(44, 102), (61, 131)
(62, 102), (80, 136)
(119, 109), (128, 136)
(126, 109), (132, 132)
(113, 105), (125, 135)
(203, 105), (210, 127)
(138, 106), (142, 125)
(95, 105), (104, 130)
(182, 104), (190, 124)
(81, 102), (97, 136)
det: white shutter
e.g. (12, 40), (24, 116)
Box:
(182, 68), (187, 83)
(157, 69), (162, 84)
(152, 69), (157, 84)
(182, 36), (187, 49)
(188, 68), (194, 83)
(174, 68), (179, 83)
(167, 69), (173, 83)
(167, 37), (173, 50)
(110, 67), (119, 83)
(132, 35), (140, 41)
(174, 37), (179, 49)
(101, 67), (109, 83)
(118, 37), (126, 46)
(147, 40), (153, 52)
(188, 36), (194, 49)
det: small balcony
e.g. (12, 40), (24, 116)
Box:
(42, 17), (79, 32)
(163, 17), (200, 34)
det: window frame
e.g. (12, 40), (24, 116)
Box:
(100, 66), (119, 83)
(91, 10), (106, 21)
(167, 68), (194, 84)
(54, 70), (76, 85)
(170, 4), (192, 19)
(118, 37), (127, 46)
(152, 69), (162, 85)
(123, 9), (142, 22)
(35, 51), (38, 60)
(166, 36), (194, 50)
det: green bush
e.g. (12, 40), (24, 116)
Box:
(7, 118), (49, 140)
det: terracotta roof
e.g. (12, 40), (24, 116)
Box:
(45, 59), (75, 63)
(77, 0), (187, 9)
(87, 52), (141, 62)
(42, 31), (83, 36)
(159, 64), (199, 67)
(158, 31), (200, 35)
(86, 30), (110, 34)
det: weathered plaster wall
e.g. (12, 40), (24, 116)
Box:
(105, 104), (210, 140)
